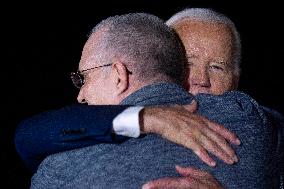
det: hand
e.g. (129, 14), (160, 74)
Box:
(142, 165), (224, 189)
(141, 100), (240, 166)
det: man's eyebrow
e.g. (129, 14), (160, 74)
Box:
(212, 61), (228, 65)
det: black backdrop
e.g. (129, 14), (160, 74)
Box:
(2, 1), (284, 188)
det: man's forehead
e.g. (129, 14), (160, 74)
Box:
(78, 56), (98, 71)
(79, 33), (103, 71)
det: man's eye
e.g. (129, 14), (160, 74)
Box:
(210, 65), (224, 71)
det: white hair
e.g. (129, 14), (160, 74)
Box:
(166, 8), (241, 77)
(88, 13), (188, 84)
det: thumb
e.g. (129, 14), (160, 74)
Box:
(183, 100), (198, 113)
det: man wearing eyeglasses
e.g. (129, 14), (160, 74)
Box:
(26, 13), (278, 189)
(16, 24), (241, 175)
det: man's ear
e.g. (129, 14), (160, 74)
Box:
(111, 61), (129, 95)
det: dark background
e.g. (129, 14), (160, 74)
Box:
(2, 1), (283, 188)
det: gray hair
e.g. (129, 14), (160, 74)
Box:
(166, 8), (241, 77)
(89, 13), (187, 85)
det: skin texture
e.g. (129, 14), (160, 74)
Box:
(174, 20), (239, 95)
(77, 33), (117, 105)
(76, 33), (132, 105)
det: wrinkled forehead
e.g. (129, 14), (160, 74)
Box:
(173, 19), (233, 43)
(173, 20), (234, 60)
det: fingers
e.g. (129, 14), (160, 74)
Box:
(191, 144), (216, 167)
(205, 117), (241, 145)
(203, 126), (239, 163)
(186, 130), (236, 165)
(146, 104), (240, 166)
(142, 177), (199, 189)
(161, 123), (216, 166)
(199, 129), (237, 164)
(175, 166), (225, 189)
(183, 100), (198, 113)
(182, 118), (237, 165)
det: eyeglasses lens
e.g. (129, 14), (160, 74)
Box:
(71, 72), (84, 89)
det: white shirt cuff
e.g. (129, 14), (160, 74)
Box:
(112, 106), (144, 138)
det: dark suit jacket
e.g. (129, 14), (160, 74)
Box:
(15, 105), (130, 172)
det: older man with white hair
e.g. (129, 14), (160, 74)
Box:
(29, 12), (277, 189)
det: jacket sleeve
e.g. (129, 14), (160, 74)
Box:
(196, 91), (280, 188)
(14, 104), (131, 173)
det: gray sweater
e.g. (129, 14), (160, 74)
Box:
(31, 83), (279, 189)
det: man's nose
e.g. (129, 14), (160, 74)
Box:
(77, 89), (86, 104)
(190, 67), (210, 87)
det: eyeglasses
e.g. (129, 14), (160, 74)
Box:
(70, 63), (112, 89)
